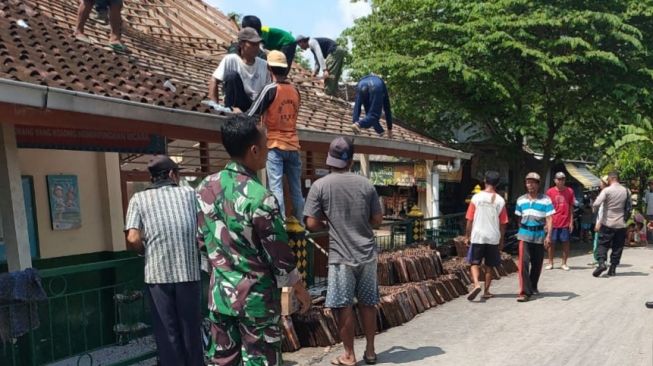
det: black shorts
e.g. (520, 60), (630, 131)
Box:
(469, 244), (501, 267)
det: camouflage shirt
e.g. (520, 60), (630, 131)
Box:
(196, 161), (300, 318)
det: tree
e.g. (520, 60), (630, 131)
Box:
(345, 0), (653, 177)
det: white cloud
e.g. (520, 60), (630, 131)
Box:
(337, 0), (371, 28)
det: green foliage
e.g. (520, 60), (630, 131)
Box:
(294, 51), (312, 71)
(345, 0), (653, 171)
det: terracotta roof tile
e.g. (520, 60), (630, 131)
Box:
(0, 0), (454, 151)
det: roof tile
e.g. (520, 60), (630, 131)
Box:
(0, 0), (452, 150)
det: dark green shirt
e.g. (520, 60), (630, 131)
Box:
(196, 161), (300, 318)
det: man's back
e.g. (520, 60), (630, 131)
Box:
(126, 185), (199, 284)
(596, 183), (628, 229)
(304, 172), (381, 266)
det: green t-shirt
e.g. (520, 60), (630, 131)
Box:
(261, 26), (295, 50)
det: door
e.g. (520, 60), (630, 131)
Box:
(0, 176), (39, 263)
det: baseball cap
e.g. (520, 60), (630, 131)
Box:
(147, 155), (178, 175)
(267, 50), (288, 68)
(525, 172), (540, 181)
(555, 172), (566, 179)
(326, 137), (354, 169)
(238, 27), (262, 43)
(295, 34), (309, 42)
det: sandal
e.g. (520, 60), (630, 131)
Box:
(516, 295), (530, 302)
(467, 286), (481, 301)
(74, 33), (92, 43)
(482, 293), (495, 299)
(331, 356), (356, 366)
(110, 43), (128, 53)
(364, 352), (377, 365)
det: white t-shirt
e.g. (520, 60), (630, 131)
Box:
(212, 54), (270, 102)
(466, 191), (509, 245)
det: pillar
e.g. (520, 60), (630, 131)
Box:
(0, 124), (31, 270)
(98, 153), (126, 252)
(360, 154), (371, 179)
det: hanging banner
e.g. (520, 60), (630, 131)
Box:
(15, 125), (166, 154)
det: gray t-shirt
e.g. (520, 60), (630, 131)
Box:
(304, 172), (382, 266)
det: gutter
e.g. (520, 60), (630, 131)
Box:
(0, 79), (472, 160)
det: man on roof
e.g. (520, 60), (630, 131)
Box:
(248, 51), (304, 223)
(209, 27), (272, 113)
(74, 0), (125, 51)
(296, 35), (347, 96)
(239, 15), (298, 76)
(351, 74), (393, 138)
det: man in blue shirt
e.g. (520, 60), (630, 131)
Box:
(351, 75), (393, 138)
(514, 172), (555, 302)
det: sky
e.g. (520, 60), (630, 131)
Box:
(205, 0), (371, 40)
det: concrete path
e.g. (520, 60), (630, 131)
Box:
(284, 246), (653, 366)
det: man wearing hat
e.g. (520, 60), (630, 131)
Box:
(248, 51), (304, 222)
(514, 172), (555, 302)
(125, 155), (203, 366)
(240, 15), (297, 75)
(545, 172), (575, 271)
(304, 137), (383, 365)
(296, 35), (347, 96)
(208, 27), (271, 112)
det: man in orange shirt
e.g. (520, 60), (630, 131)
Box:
(248, 51), (303, 221)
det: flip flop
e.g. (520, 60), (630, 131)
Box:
(110, 43), (128, 52)
(467, 286), (481, 301)
(74, 33), (92, 43)
(364, 353), (377, 365)
(482, 293), (495, 299)
(331, 356), (356, 366)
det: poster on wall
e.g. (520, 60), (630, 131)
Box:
(47, 175), (81, 230)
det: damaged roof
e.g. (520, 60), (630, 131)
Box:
(0, 0), (469, 159)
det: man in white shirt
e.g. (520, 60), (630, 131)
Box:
(208, 27), (271, 112)
(464, 171), (509, 301)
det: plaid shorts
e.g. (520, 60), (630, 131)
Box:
(325, 260), (379, 308)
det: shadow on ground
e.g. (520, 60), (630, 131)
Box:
(374, 346), (445, 364)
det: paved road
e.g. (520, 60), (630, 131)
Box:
(285, 246), (653, 366)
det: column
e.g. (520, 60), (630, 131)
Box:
(0, 123), (31, 270)
(360, 154), (371, 179)
(98, 153), (126, 252)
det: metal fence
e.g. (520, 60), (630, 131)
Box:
(306, 212), (466, 288)
(1, 257), (157, 366)
(0, 213), (465, 365)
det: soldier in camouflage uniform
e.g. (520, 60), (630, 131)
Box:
(196, 115), (311, 366)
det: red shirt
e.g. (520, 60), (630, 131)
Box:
(546, 186), (575, 229)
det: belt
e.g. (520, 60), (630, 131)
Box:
(521, 224), (544, 231)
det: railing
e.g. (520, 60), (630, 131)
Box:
(305, 212), (466, 288)
(0, 256), (156, 366)
(0, 213), (466, 365)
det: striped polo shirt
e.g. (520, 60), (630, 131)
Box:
(125, 184), (200, 284)
(515, 193), (555, 244)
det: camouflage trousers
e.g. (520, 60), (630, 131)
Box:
(206, 312), (282, 366)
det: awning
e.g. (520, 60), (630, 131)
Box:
(564, 163), (601, 189)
